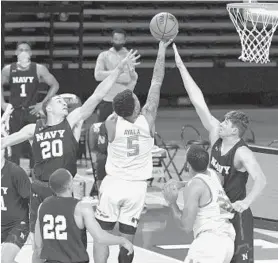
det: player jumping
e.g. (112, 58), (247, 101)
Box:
(93, 39), (172, 263)
(1, 49), (140, 263)
(172, 43), (266, 263)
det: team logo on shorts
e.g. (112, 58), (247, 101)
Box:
(131, 217), (139, 226)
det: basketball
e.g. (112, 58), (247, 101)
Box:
(150, 12), (179, 41)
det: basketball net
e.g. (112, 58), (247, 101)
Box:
(227, 3), (278, 64)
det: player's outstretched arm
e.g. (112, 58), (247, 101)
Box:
(1, 65), (11, 111)
(94, 52), (132, 84)
(173, 44), (220, 142)
(67, 50), (140, 128)
(232, 147), (267, 212)
(1, 123), (35, 149)
(81, 203), (133, 254)
(142, 40), (172, 130)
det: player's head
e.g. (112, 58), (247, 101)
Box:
(112, 28), (127, 51)
(113, 89), (141, 119)
(15, 41), (32, 67)
(49, 168), (73, 195)
(186, 145), (209, 175)
(42, 95), (69, 118)
(219, 110), (249, 138)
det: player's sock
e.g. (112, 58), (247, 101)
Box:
(118, 246), (134, 263)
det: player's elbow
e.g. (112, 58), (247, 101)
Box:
(94, 70), (105, 82)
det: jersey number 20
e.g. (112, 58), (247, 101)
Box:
(41, 140), (63, 159)
(43, 214), (67, 240)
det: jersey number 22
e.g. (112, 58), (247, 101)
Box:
(43, 214), (67, 240)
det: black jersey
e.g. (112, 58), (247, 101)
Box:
(32, 118), (78, 182)
(210, 138), (249, 203)
(9, 62), (39, 108)
(1, 160), (30, 227)
(39, 196), (89, 263)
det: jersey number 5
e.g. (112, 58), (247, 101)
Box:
(127, 135), (139, 157)
(43, 214), (67, 240)
(41, 140), (63, 159)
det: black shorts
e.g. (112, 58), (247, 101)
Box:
(1, 221), (30, 248)
(30, 181), (53, 233)
(230, 208), (254, 263)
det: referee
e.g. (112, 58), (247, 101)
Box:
(94, 28), (138, 122)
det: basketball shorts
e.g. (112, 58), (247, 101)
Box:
(1, 220), (30, 248)
(95, 176), (147, 234)
(230, 208), (254, 263)
(184, 231), (234, 263)
(30, 181), (53, 233)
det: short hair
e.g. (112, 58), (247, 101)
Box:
(49, 168), (72, 194)
(187, 145), (209, 173)
(112, 28), (127, 38)
(113, 89), (135, 118)
(16, 41), (32, 50)
(225, 110), (249, 137)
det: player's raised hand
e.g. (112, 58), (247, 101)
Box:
(172, 43), (184, 68)
(118, 49), (141, 71)
(159, 39), (173, 50)
(122, 239), (134, 255)
(163, 182), (179, 205)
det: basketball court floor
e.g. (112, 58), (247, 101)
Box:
(15, 107), (278, 263)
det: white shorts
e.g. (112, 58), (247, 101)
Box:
(95, 176), (147, 228)
(184, 232), (234, 263)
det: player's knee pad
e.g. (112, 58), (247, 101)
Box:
(118, 246), (134, 263)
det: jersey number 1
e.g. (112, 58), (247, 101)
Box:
(20, 84), (27, 97)
(43, 214), (67, 240)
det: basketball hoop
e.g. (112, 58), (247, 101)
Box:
(227, 3), (278, 63)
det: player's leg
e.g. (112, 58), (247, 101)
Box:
(117, 181), (148, 263)
(93, 176), (119, 263)
(9, 109), (24, 165)
(1, 222), (29, 263)
(184, 232), (234, 263)
(231, 209), (254, 263)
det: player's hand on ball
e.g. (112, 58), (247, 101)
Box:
(122, 239), (134, 255)
(159, 39), (173, 50)
(232, 200), (249, 213)
(164, 179), (186, 191)
(163, 182), (179, 204)
(119, 49), (141, 71)
(172, 43), (184, 68)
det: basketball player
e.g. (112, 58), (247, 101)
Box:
(1, 41), (59, 166)
(34, 168), (133, 263)
(1, 139), (31, 263)
(172, 43), (266, 263)
(163, 145), (236, 263)
(1, 50), (140, 263)
(93, 39), (172, 263)
(95, 28), (138, 122)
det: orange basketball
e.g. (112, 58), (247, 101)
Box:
(150, 12), (179, 41)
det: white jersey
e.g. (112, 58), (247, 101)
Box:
(106, 115), (154, 181)
(191, 169), (236, 240)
